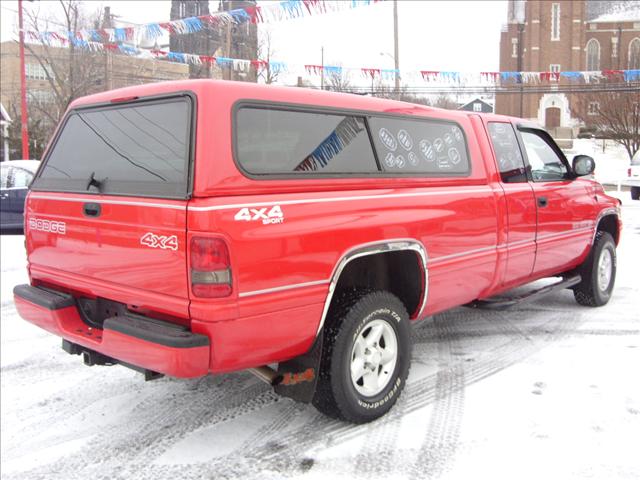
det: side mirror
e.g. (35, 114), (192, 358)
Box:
(572, 155), (595, 177)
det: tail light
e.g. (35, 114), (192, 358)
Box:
(190, 237), (232, 298)
(629, 168), (632, 177)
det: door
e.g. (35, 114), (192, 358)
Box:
(518, 127), (595, 277)
(545, 107), (561, 130)
(486, 121), (537, 288)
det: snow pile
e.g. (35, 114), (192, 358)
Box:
(562, 138), (632, 185)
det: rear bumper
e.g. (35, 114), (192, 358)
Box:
(13, 284), (210, 378)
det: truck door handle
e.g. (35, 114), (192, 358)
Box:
(83, 202), (101, 217)
(537, 196), (548, 208)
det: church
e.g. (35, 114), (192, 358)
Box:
(496, 0), (640, 136)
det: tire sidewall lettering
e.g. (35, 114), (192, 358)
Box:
(346, 304), (406, 411)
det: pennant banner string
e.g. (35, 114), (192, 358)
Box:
(21, 34), (640, 86)
(22, 0), (380, 44)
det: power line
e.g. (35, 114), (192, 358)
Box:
(296, 84), (640, 96)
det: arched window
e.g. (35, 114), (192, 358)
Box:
(586, 39), (601, 71)
(629, 38), (640, 70)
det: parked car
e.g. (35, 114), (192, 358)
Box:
(626, 150), (640, 200)
(13, 80), (621, 423)
(0, 160), (40, 231)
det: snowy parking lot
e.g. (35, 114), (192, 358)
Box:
(1, 193), (639, 480)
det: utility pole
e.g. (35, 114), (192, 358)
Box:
(320, 46), (324, 90)
(18, 0), (30, 159)
(393, 0), (400, 98)
(225, 23), (232, 80)
(103, 6), (113, 91)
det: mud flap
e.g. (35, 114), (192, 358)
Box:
(274, 334), (323, 403)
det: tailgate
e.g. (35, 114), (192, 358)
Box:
(26, 94), (194, 319)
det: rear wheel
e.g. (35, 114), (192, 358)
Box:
(312, 290), (411, 423)
(573, 231), (616, 307)
(631, 187), (640, 201)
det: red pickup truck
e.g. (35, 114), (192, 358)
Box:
(14, 80), (621, 423)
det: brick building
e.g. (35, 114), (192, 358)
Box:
(496, 0), (640, 134)
(170, 0), (258, 81)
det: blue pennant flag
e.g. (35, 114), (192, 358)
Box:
(560, 71), (583, 81)
(624, 69), (640, 82)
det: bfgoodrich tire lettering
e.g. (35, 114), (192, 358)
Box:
(312, 290), (412, 423)
(573, 231), (617, 307)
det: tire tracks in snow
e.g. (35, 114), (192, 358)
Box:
(7, 303), (586, 480)
(226, 307), (585, 479)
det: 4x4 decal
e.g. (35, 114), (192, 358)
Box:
(234, 205), (284, 225)
(140, 232), (178, 250)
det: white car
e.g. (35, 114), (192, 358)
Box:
(627, 150), (640, 200)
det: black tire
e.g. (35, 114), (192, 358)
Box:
(573, 231), (616, 307)
(631, 187), (640, 201)
(312, 289), (412, 423)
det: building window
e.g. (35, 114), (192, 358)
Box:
(473, 102), (482, 112)
(612, 37), (618, 58)
(511, 38), (518, 58)
(25, 63), (52, 81)
(586, 39), (600, 70)
(551, 3), (560, 41)
(549, 64), (560, 73)
(588, 102), (599, 116)
(28, 90), (55, 104)
(630, 38), (640, 69)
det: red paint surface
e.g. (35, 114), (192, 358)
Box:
(19, 80), (621, 375)
(14, 297), (208, 378)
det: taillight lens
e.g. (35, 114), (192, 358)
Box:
(629, 168), (632, 177)
(190, 237), (232, 298)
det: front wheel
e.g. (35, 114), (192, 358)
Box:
(312, 290), (412, 423)
(631, 186), (640, 201)
(573, 231), (617, 307)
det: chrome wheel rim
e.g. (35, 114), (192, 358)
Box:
(350, 318), (398, 397)
(597, 248), (613, 292)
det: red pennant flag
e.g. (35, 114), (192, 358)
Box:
(602, 69), (623, 79)
(361, 68), (381, 79)
(420, 70), (439, 81)
(199, 55), (216, 64)
(480, 72), (499, 81)
(251, 59), (268, 69)
(159, 22), (176, 34)
(305, 65), (324, 75)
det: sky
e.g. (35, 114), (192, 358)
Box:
(0, 0), (508, 87)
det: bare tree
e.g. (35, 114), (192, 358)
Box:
(371, 81), (430, 106)
(7, 94), (56, 160)
(430, 94), (458, 110)
(325, 64), (352, 93)
(22, 0), (105, 126)
(256, 27), (279, 85)
(573, 91), (640, 160)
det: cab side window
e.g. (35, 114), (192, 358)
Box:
(487, 122), (528, 183)
(520, 130), (569, 182)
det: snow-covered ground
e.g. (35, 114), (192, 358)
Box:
(562, 138), (633, 187)
(1, 193), (639, 480)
